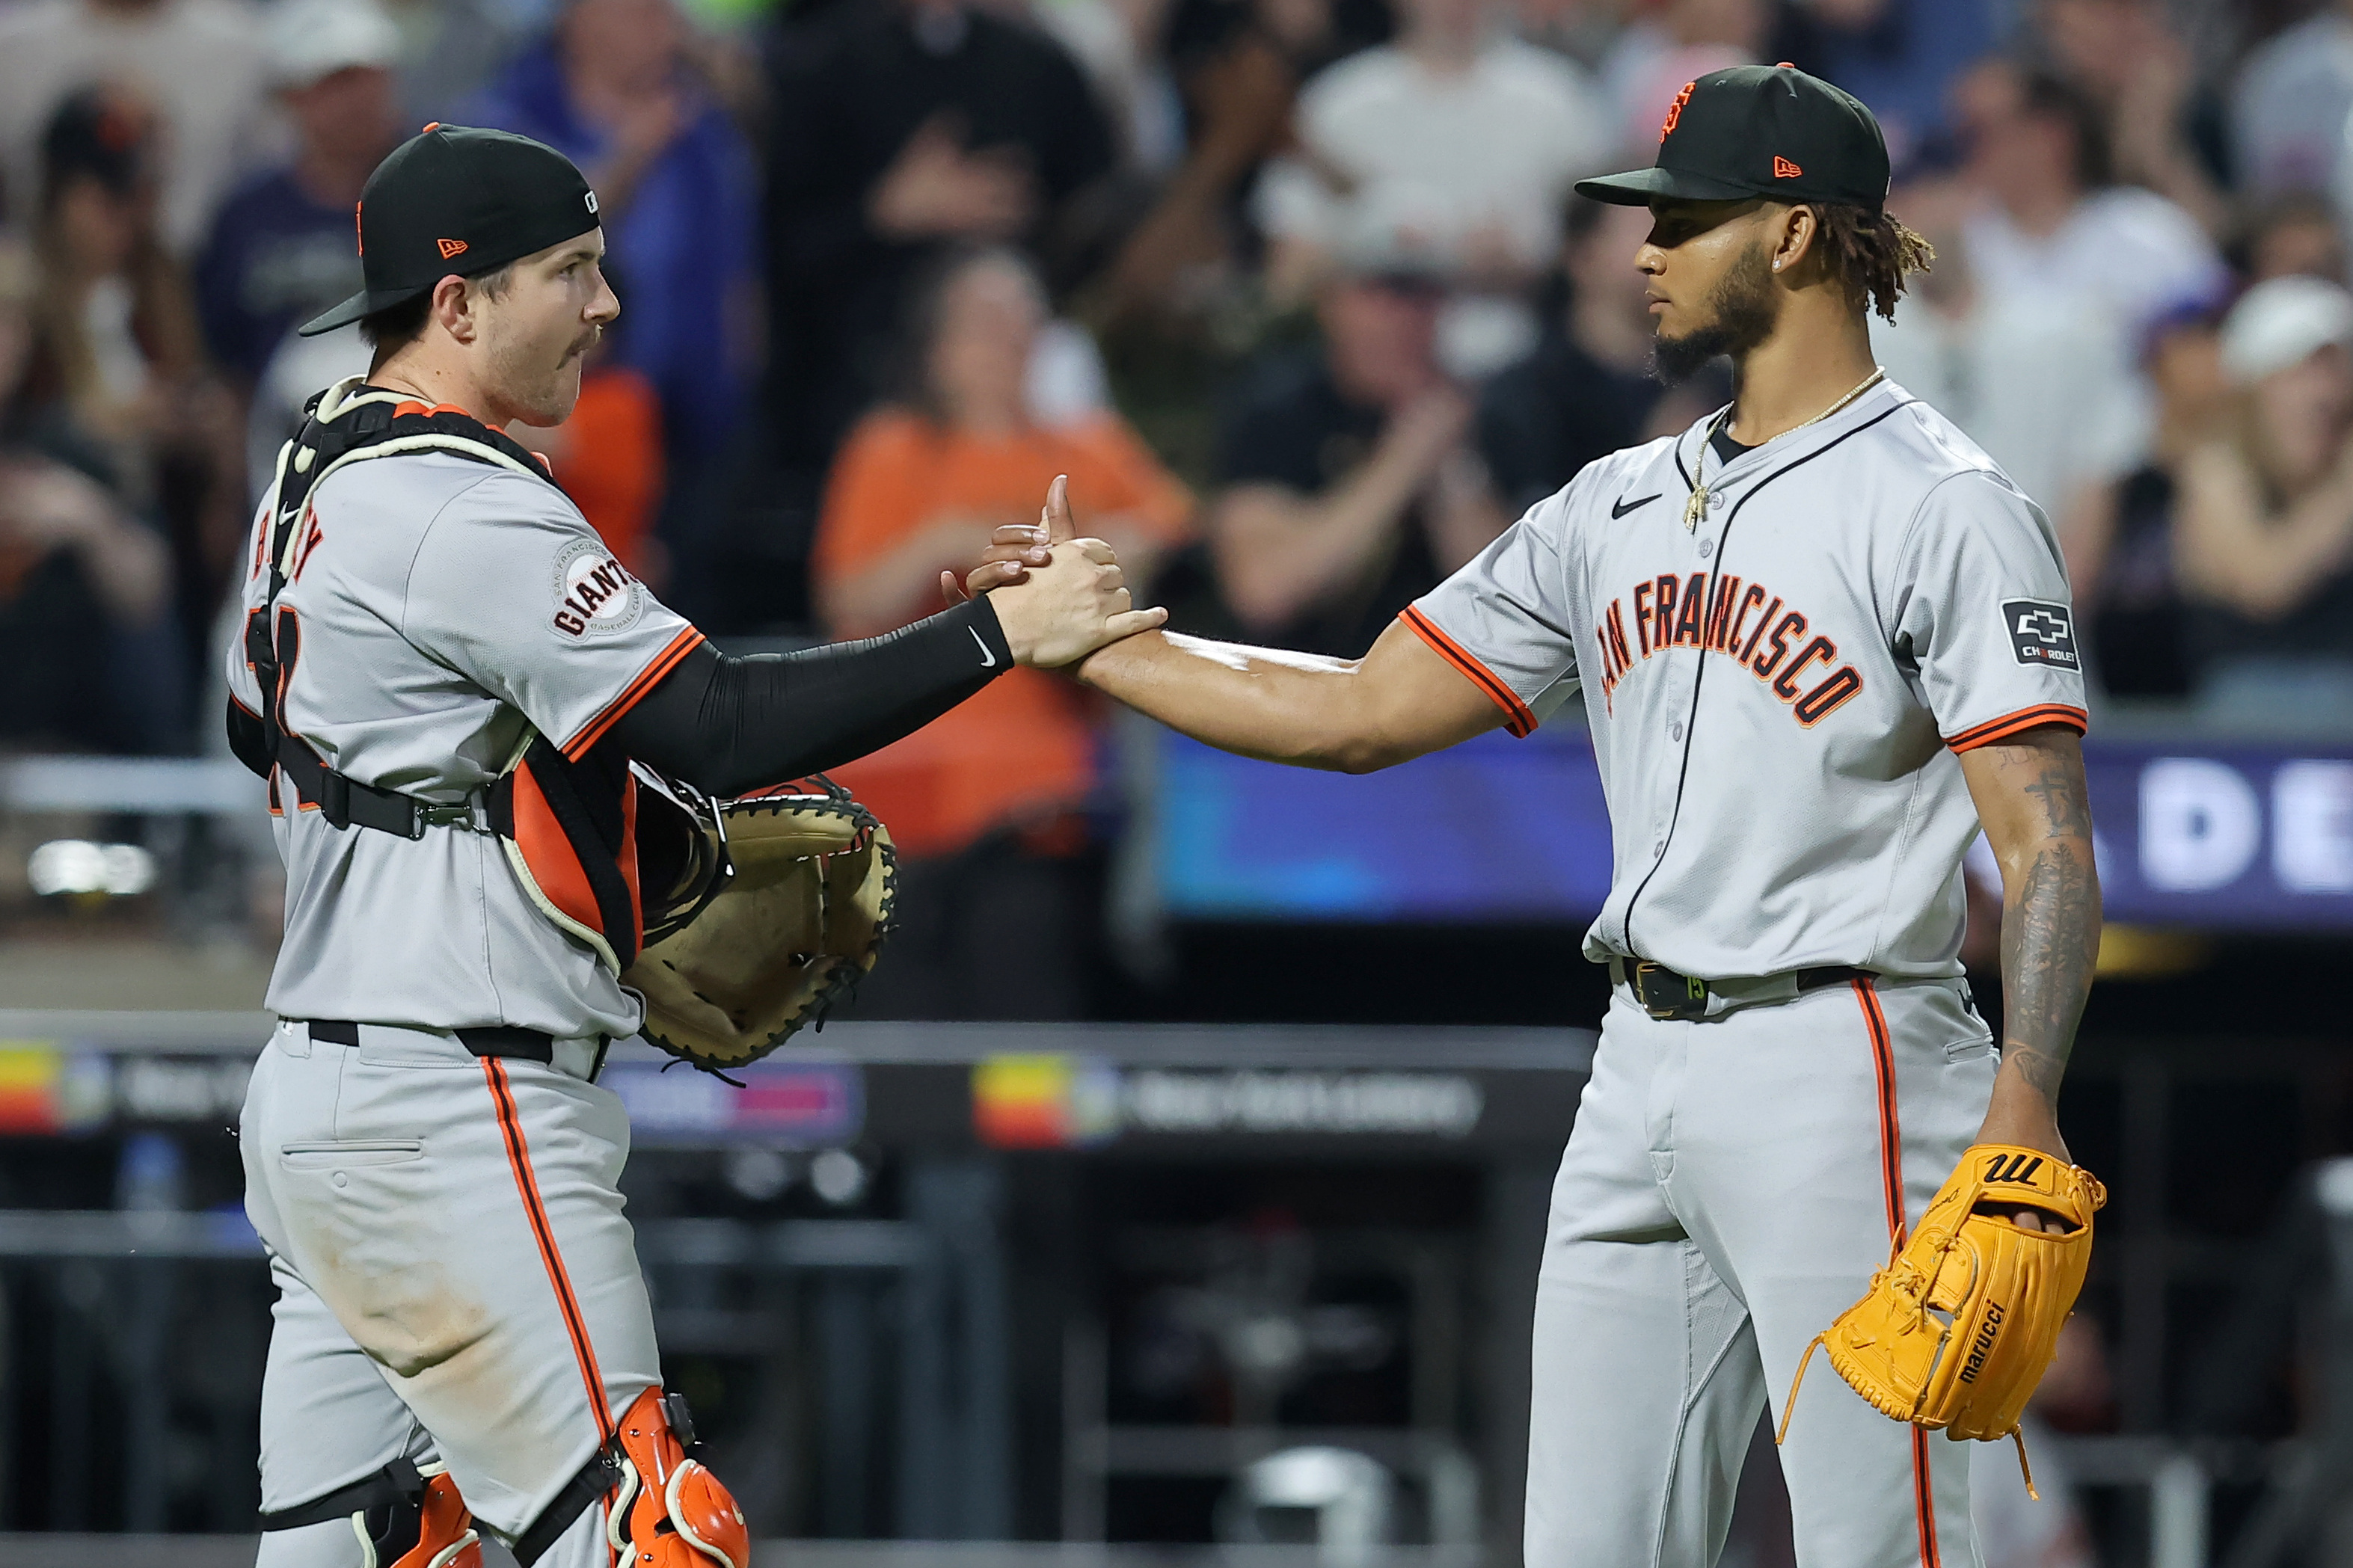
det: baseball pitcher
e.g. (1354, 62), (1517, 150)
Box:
(965, 67), (2104, 1568)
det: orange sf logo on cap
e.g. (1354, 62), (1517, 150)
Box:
(1660, 81), (1695, 142)
(437, 238), (468, 259)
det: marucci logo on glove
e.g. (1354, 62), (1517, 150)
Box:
(2003, 600), (2079, 671)
(1984, 1151), (2046, 1184)
(1957, 1301), (2004, 1384)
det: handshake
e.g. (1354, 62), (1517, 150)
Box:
(939, 475), (1165, 668)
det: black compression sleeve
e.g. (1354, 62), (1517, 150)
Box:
(608, 597), (1014, 797)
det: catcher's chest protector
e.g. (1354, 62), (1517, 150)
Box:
(491, 734), (648, 974)
(228, 383), (654, 974)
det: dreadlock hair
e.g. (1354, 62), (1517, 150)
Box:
(1812, 204), (1937, 323)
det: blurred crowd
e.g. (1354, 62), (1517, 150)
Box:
(9, 0), (2353, 991)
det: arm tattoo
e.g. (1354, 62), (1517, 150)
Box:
(1990, 741), (2102, 1113)
(2021, 761), (2092, 837)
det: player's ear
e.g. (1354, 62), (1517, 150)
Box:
(430, 274), (476, 344)
(1769, 204), (1820, 280)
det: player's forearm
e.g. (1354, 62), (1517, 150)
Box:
(1997, 831), (2099, 1104)
(613, 600), (1010, 795)
(1076, 630), (1393, 771)
(1966, 734), (2102, 1146)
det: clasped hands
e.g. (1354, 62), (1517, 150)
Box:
(939, 475), (1164, 668)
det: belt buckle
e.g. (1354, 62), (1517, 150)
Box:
(417, 798), (489, 833)
(1633, 961), (1708, 1021)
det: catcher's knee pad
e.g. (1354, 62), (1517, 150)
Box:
(604, 1387), (749, 1568)
(257, 1456), (482, 1568)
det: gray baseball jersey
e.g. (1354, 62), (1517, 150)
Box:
(224, 420), (702, 1039)
(1405, 378), (2087, 980)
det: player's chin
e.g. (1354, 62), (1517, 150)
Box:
(515, 364), (586, 428)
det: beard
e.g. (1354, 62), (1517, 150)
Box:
(489, 322), (595, 426)
(1651, 240), (1781, 385)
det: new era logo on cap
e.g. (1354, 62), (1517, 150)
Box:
(1773, 156), (1803, 179)
(436, 238), (467, 259)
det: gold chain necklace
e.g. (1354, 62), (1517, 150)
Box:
(1682, 366), (1887, 532)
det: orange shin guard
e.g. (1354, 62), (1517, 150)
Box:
(604, 1387), (751, 1568)
(257, 1457), (480, 1568)
(387, 1463), (482, 1568)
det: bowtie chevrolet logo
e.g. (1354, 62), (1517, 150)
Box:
(2014, 608), (2070, 645)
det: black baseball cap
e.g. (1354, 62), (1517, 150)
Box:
(299, 123), (600, 336)
(1577, 64), (1889, 214)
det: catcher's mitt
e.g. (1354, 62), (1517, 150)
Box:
(622, 774), (895, 1072)
(1777, 1143), (2106, 1495)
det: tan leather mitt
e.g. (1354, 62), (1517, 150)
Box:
(623, 777), (895, 1071)
(1778, 1143), (2106, 1492)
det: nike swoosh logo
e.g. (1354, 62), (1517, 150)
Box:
(1612, 493), (1661, 519)
(969, 625), (997, 668)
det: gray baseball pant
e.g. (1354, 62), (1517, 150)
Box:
(242, 1020), (659, 1567)
(1526, 975), (1998, 1568)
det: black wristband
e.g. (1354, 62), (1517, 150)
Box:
(967, 593), (1014, 668)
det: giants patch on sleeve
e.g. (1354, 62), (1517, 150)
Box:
(551, 537), (644, 638)
(2003, 600), (2079, 670)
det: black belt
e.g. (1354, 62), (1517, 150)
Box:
(302, 1019), (606, 1077)
(1615, 960), (1871, 1021)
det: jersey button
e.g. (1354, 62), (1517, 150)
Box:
(1652, 840), (1665, 858)
(1669, 722), (1684, 741)
(1697, 538), (1714, 559)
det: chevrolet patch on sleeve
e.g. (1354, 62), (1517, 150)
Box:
(2002, 600), (2079, 671)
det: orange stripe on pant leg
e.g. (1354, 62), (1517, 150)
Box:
(1852, 977), (1940, 1567)
(1853, 978), (1906, 1250)
(1912, 1428), (1941, 1568)
(485, 1057), (616, 1445)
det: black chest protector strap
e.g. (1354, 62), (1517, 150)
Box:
(227, 379), (553, 836)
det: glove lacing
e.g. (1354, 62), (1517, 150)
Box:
(1773, 1215), (2041, 1500)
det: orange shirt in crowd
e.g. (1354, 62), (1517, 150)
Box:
(812, 409), (1193, 859)
(550, 363), (666, 578)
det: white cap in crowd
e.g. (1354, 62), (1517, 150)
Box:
(2221, 274), (2353, 384)
(268, 0), (402, 89)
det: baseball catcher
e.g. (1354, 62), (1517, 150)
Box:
(229, 124), (1163, 1568)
